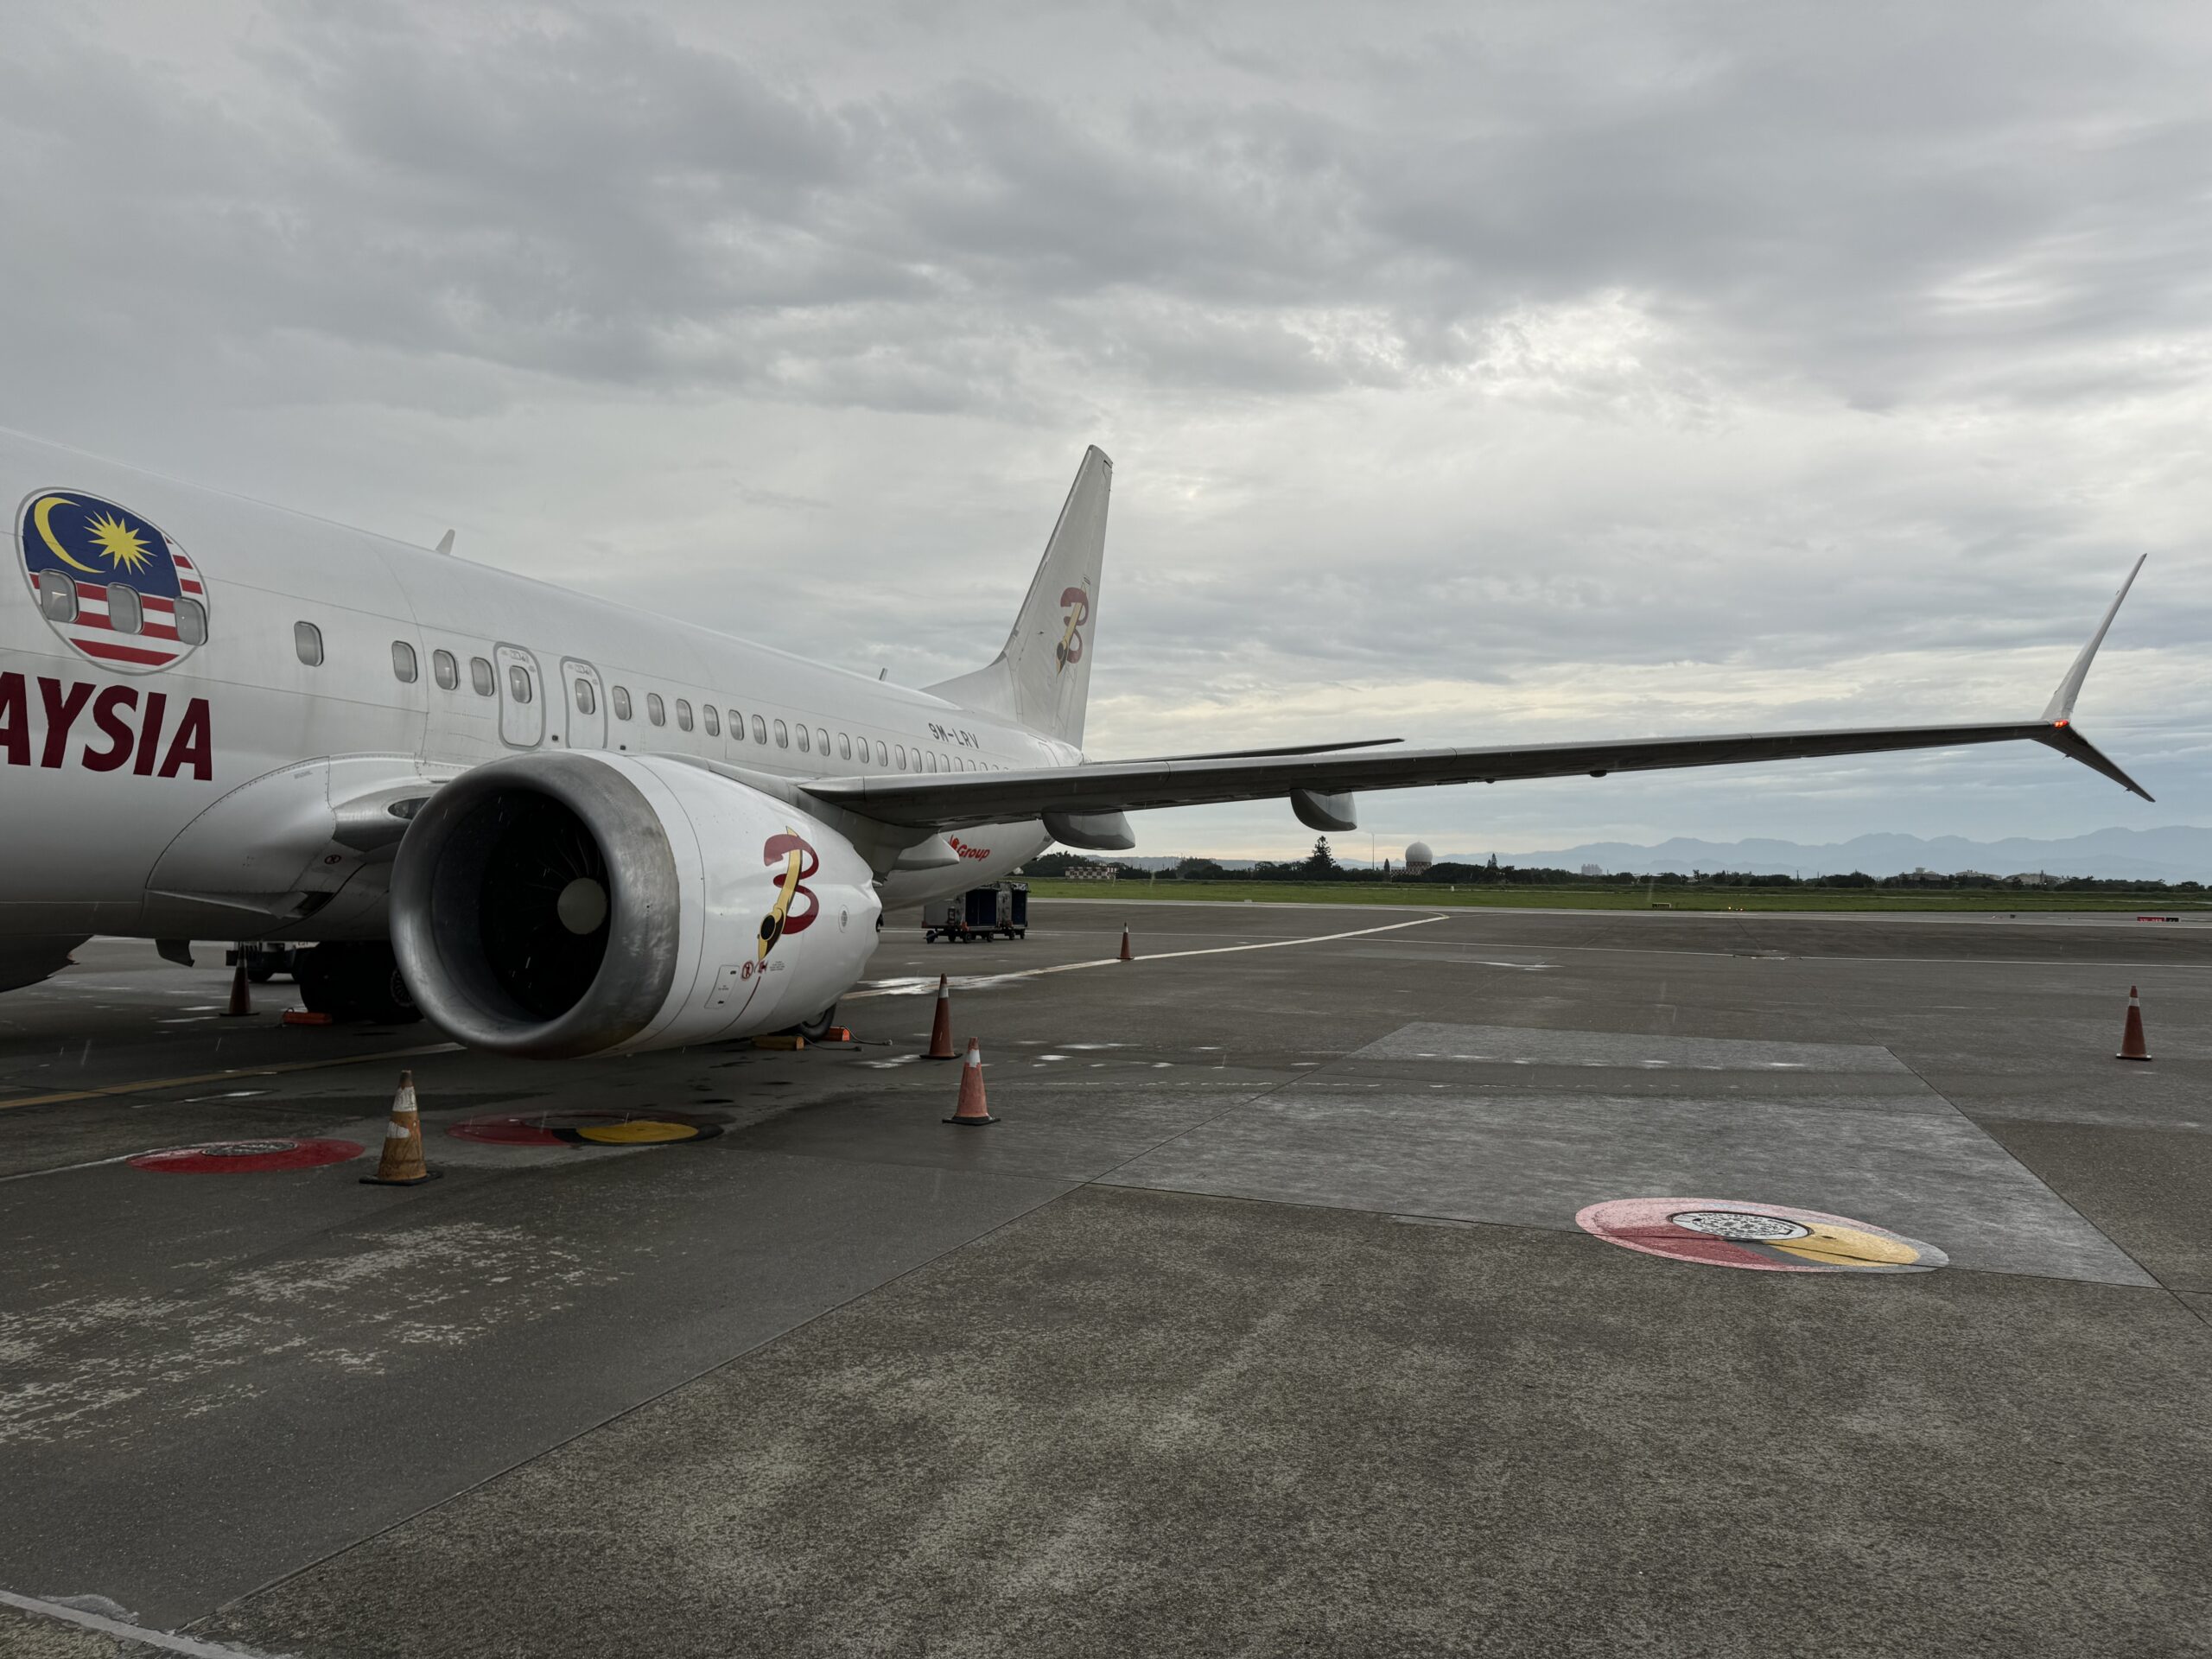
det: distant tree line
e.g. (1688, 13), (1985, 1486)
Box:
(1023, 842), (2203, 892)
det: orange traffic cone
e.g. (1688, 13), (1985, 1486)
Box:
(2117, 985), (2152, 1062)
(223, 956), (252, 1017)
(944, 1039), (996, 1125)
(1119, 925), (1134, 962)
(925, 975), (957, 1059)
(361, 1070), (442, 1185)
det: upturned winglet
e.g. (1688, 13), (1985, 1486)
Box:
(2033, 556), (2152, 801)
(2041, 556), (2145, 724)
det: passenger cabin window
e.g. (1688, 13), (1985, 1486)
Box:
(774, 719), (788, 747)
(894, 744), (906, 768)
(838, 734), (851, 760)
(391, 640), (418, 683)
(106, 585), (142, 634)
(37, 571), (77, 622)
(507, 664), (534, 703)
(676, 699), (693, 732)
(575, 678), (596, 715)
(613, 685), (632, 720)
(295, 621), (324, 667)
(925, 751), (937, 772)
(816, 727), (829, 756)
(703, 705), (719, 737)
(796, 725), (810, 753)
(646, 693), (664, 726)
(875, 740), (888, 766)
(433, 649), (458, 690)
(175, 597), (207, 645)
(752, 715), (767, 744)
(470, 656), (494, 696)
(728, 709), (742, 738)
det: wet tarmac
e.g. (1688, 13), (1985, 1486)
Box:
(1, 901), (2207, 1656)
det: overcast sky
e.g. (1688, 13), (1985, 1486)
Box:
(4, 1), (2207, 858)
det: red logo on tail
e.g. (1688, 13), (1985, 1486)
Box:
(1054, 586), (1090, 673)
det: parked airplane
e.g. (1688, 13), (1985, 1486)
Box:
(0, 429), (2149, 1054)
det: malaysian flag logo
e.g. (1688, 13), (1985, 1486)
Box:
(17, 491), (209, 674)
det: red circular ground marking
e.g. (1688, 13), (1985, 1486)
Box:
(447, 1109), (723, 1147)
(130, 1137), (365, 1173)
(1574, 1197), (1947, 1274)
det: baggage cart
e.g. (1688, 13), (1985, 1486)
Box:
(923, 882), (1029, 942)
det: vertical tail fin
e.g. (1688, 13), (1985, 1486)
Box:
(928, 446), (1110, 746)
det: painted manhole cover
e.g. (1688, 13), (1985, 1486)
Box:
(447, 1109), (723, 1147)
(130, 1138), (365, 1173)
(1575, 1198), (1947, 1274)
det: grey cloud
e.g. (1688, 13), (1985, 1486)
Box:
(10, 3), (2209, 418)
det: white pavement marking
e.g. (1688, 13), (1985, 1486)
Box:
(1368, 935), (2212, 970)
(844, 913), (1448, 1001)
(0, 1151), (142, 1184)
(0, 1589), (289, 1657)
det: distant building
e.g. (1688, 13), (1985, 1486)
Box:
(1897, 867), (1996, 886)
(1404, 841), (1433, 875)
(2009, 871), (2055, 887)
(1062, 862), (1116, 881)
(1580, 863), (1604, 877)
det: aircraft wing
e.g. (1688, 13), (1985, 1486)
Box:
(804, 717), (2147, 831)
(805, 560), (2151, 833)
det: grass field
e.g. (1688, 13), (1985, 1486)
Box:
(1019, 878), (2209, 914)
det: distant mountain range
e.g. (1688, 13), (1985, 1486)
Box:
(1483, 828), (2212, 881)
(1117, 827), (2212, 880)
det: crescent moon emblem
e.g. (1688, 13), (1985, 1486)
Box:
(30, 495), (101, 575)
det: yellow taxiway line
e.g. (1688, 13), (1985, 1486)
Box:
(0, 1041), (462, 1113)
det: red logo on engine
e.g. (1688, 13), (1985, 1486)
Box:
(758, 830), (819, 959)
(948, 836), (992, 861)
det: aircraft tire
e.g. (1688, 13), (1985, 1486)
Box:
(294, 945), (340, 1014)
(364, 957), (423, 1026)
(294, 944), (423, 1025)
(791, 1003), (838, 1041)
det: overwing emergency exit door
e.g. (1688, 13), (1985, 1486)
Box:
(563, 658), (606, 749)
(493, 644), (544, 748)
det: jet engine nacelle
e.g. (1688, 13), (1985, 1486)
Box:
(390, 752), (880, 1058)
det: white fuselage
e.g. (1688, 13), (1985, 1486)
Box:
(0, 429), (1056, 948)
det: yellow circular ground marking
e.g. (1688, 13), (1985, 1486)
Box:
(1770, 1224), (1923, 1268)
(574, 1120), (701, 1145)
